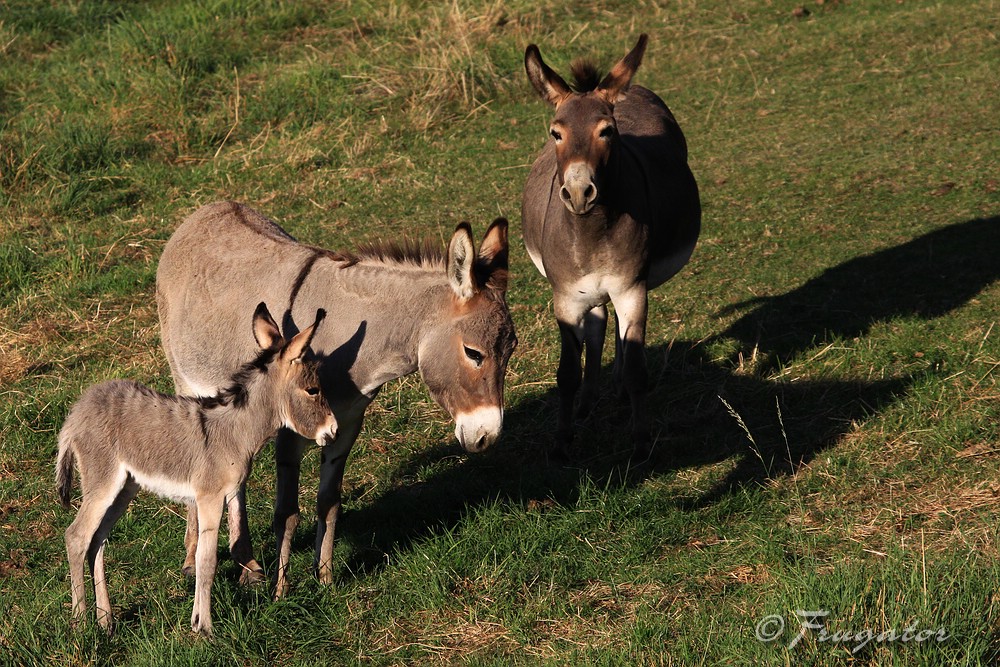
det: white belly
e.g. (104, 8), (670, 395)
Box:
(129, 467), (196, 504)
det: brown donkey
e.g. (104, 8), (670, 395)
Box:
(156, 201), (517, 597)
(56, 304), (335, 636)
(521, 34), (701, 454)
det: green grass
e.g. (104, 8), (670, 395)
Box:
(2, 0), (999, 664)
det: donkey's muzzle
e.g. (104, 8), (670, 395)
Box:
(559, 162), (598, 215)
(455, 406), (503, 453)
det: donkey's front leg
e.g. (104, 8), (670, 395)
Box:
(226, 485), (264, 585)
(554, 298), (586, 454)
(315, 418), (362, 585)
(611, 286), (651, 454)
(272, 428), (308, 600)
(191, 494), (224, 637)
(578, 304), (608, 420)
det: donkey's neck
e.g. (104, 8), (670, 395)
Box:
(305, 258), (450, 397)
(200, 376), (281, 462)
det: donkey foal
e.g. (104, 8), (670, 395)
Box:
(55, 303), (336, 636)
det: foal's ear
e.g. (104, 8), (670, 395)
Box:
(252, 302), (284, 351)
(476, 217), (509, 292)
(283, 308), (326, 363)
(525, 44), (572, 106)
(598, 34), (648, 104)
(447, 222), (477, 300)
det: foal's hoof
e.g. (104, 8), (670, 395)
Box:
(273, 581), (291, 601)
(181, 563), (195, 578)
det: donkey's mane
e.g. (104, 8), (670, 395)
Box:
(309, 235), (510, 290)
(350, 238), (446, 270)
(570, 59), (603, 92)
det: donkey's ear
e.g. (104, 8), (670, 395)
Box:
(598, 34), (647, 104)
(252, 302), (283, 351)
(447, 222), (477, 300)
(525, 44), (572, 106)
(282, 308), (326, 362)
(476, 217), (509, 292)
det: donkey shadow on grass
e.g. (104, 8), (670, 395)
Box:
(324, 214), (1000, 576)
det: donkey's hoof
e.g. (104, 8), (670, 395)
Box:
(632, 433), (653, 459)
(576, 390), (599, 421)
(551, 431), (575, 461)
(181, 564), (196, 578)
(238, 563), (266, 586)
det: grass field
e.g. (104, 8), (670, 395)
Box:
(1, 0), (999, 664)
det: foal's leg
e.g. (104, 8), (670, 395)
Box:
(182, 502), (198, 577)
(64, 470), (128, 628)
(187, 483), (263, 585)
(611, 286), (652, 454)
(66, 494), (114, 625)
(227, 484), (265, 585)
(315, 419), (362, 586)
(191, 494), (225, 636)
(89, 478), (140, 631)
(272, 429), (307, 600)
(578, 304), (608, 420)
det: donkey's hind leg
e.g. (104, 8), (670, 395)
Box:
(89, 478), (140, 631)
(182, 501), (198, 577)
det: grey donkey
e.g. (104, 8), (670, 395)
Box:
(55, 303), (337, 636)
(522, 34), (701, 455)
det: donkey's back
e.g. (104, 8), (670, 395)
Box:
(157, 201), (316, 397)
(56, 380), (205, 505)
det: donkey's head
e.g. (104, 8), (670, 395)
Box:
(418, 219), (517, 453)
(525, 34), (648, 215)
(251, 303), (339, 445)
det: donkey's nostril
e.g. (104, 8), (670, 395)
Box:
(583, 184), (595, 200)
(560, 187), (572, 202)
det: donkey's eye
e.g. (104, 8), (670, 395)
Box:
(599, 125), (615, 139)
(464, 346), (485, 367)
(305, 387), (321, 396)
(549, 128), (563, 142)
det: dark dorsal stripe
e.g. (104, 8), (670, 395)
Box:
(288, 251), (323, 314)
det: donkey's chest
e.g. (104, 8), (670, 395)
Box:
(554, 271), (638, 311)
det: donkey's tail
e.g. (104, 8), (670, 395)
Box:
(55, 430), (75, 509)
